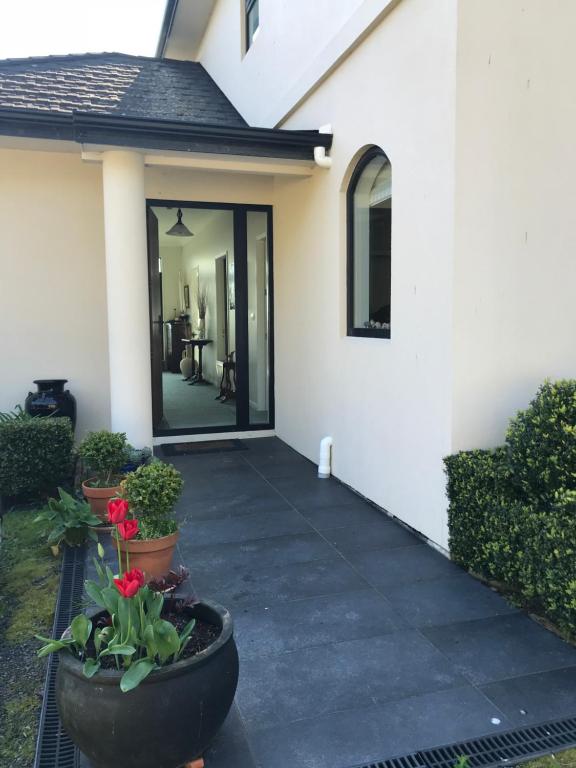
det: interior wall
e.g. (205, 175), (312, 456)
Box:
(273, 0), (458, 548)
(452, 0), (576, 450)
(160, 245), (184, 321)
(181, 210), (234, 384)
(0, 149), (110, 438)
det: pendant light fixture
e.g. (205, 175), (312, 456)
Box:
(166, 208), (194, 237)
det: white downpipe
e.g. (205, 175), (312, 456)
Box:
(318, 436), (333, 478)
(314, 124), (333, 169)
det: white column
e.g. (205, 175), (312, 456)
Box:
(102, 150), (153, 447)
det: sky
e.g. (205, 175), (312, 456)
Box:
(0, 0), (167, 60)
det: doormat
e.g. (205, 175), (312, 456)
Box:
(161, 439), (247, 457)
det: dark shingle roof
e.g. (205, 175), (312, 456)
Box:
(0, 52), (247, 127)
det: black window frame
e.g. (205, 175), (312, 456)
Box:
(245, 0), (260, 52)
(346, 146), (392, 339)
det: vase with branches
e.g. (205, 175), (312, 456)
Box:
(196, 285), (208, 338)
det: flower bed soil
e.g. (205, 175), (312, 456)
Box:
(91, 611), (220, 670)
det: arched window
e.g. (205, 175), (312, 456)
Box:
(347, 147), (392, 338)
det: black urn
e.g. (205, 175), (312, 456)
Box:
(25, 379), (77, 429)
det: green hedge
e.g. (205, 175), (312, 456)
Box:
(445, 380), (576, 636)
(0, 418), (74, 498)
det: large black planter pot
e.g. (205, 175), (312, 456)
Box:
(25, 379), (77, 429)
(56, 601), (239, 768)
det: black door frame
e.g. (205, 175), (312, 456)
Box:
(146, 199), (275, 438)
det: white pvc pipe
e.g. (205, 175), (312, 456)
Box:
(314, 124), (333, 169)
(318, 436), (333, 478)
(102, 150), (153, 448)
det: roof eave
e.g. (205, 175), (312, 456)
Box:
(0, 108), (333, 161)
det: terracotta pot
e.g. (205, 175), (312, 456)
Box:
(118, 531), (179, 580)
(81, 479), (122, 523)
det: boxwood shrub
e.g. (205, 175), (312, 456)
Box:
(0, 417), (74, 499)
(445, 380), (576, 636)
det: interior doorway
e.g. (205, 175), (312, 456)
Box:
(146, 200), (274, 436)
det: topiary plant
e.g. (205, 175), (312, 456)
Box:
(506, 379), (576, 504)
(78, 431), (128, 488)
(120, 461), (183, 539)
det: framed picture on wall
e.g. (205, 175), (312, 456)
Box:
(184, 284), (190, 309)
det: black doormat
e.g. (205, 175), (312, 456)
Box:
(161, 439), (247, 457)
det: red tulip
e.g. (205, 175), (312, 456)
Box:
(125, 568), (145, 588)
(117, 518), (139, 541)
(107, 498), (129, 524)
(114, 571), (142, 598)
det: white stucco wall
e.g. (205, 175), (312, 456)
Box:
(273, 0), (458, 547)
(0, 149), (110, 439)
(452, 0), (576, 450)
(195, 0), (400, 126)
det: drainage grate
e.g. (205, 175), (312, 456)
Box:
(34, 544), (86, 768)
(353, 717), (576, 768)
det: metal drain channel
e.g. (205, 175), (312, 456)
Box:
(34, 544), (86, 768)
(354, 717), (576, 768)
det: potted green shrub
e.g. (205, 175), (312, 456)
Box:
(115, 461), (183, 580)
(79, 431), (128, 522)
(37, 529), (239, 768)
(35, 488), (101, 555)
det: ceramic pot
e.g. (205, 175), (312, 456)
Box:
(119, 530), (179, 580)
(25, 379), (77, 429)
(180, 351), (193, 379)
(56, 600), (239, 768)
(81, 479), (122, 523)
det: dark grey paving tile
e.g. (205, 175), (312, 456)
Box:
(203, 705), (257, 768)
(386, 574), (518, 628)
(234, 589), (406, 659)
(188, 557), (367, 608)
(423, 613), (576, 685)
(480, 666), (576, 726)
(300, 500), (390, 531)
(270, 476), (360, 509)
(253, 460), (319, 481)
(176, 489), (292, 522)
(181, 532), (335, 574)
(179, 508), (311, 548)
(180, 474), (272, 502)
(247, 686), (511, 768)
(322, 520), (419, 555)
(236, 630), (465, 727)
(346, 544), (461, 589)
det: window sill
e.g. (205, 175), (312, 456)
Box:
(347, 327), (391, 339)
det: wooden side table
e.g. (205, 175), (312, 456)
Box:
(182, 339), (213, 385)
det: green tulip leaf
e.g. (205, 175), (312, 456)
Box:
(100, 644), (136, 657)
(101, 587), (119, 615)
(83, 658), (101, 678)
(71, 615), (92, 649)
(152, 619), (180, 663)
(120, 658), (156, 693)
(85, 580), (106, 609)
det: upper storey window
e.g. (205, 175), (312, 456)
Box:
(347, 147), (392, 338)
(245, 0), (260, 50)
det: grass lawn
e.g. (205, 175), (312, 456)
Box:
(522, 753), (576, 768)
(0, 507), (60, 767)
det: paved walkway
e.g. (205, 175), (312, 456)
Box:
(84, 437), (576, 768)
